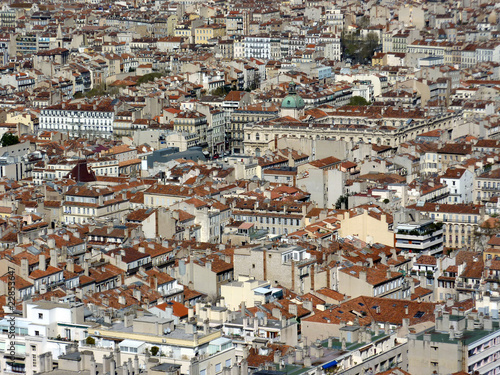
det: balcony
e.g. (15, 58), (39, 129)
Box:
(395, 228), (443, 241)
(396, 237), (444, 250)
(456, 282), (480, 292)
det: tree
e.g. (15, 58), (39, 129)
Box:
(150, 346), (160, 356)
(212, 86), (231, 97)
(85, 336), (96, 346)
(341, 31), (380, 65)
(348, 96), (371, 106)
(335, 194), (349, 209)
(137, 72), (164, 85)
(0, 133), (19, 147)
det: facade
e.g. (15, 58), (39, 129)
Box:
(395, 220), (444, 255)
(244, 109), (460, 156)
(233, 245), (327, 294)
(337, 265), (409, 299)
(475, 169), (500, 204)
(408, 310), (500, 375)
(440, 167), (474, 204)
(62, 185), (130, 224)
(409, 202), (483, 249)
(244, 34), (280, 60)
(39, 99), (115, 139)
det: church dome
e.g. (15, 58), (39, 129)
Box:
(281, 82), (305, 109)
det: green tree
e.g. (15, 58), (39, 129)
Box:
(137, 72), (167, 85)
(0, 133), (19, 147)
(335, 194), (349, 209)
(341, 31), (380, 64)
(85, 336), (96, 346)
(348, 96), (371, 106)
(150, 346), (160, 356)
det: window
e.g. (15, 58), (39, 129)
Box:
(215, 363), (222, 373)
(38, 313), (43, 319)
(225, 359), (231, 368)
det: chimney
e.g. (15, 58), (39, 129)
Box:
(66, 258), (75, 273)
(124, 313), (134, 328)
(83, 262), (89, 276)
(442, 311), (450, 330)
(133, 288), (142, 301)
(48, 238), (55, 249)
(39, 254), (47, 271)
(467, 315), (475, 331)
(50, 249), (57, 267)
(358, 270), (367, 282)
(484, 315), (493, 331)
(21, 258), (29, 279)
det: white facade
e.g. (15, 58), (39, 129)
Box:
(440, 169), (474, 204)
(0, 302), (87, 374)
(39, 104), (115, 139)
(244, 35), (279, 60)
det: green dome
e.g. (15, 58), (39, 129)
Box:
(281, 81), (305, 109)
(281, 94), (305, 109)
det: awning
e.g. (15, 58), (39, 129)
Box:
(322, 360), (337, 370)
(6, 362), (25, 367)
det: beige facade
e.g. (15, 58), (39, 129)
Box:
(220, 276), (271, 310)
(337, 206), (394, 246)
(233, 245), (329, 294)
(243, 110), (459, 156)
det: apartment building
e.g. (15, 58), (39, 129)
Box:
(409, 202), (484, 248)
(173, 111), (208, 149)
(395, 219), (444, 255)
(229, 103), (278, 154)
(0, 302), (87, 374)
(337, 265), (410, 299)
(244, 34), (280, 60)
(230, 198), (311, 237)
(475, 169), (500, 204)
(38, 99), (115, 139)
(440, 167), (474, 204)
(62, 185), (130, 224)
(408, 310), (500, 375)
(233, 244), (327, 294)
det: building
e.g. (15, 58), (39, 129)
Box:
(440, 167), (474, 204)
(62, 185), (130, 224)
(475, 169), (500, 204)
(408, 309), (500, 375)
(337, 265), (409, 299)
(195, 24), (226, 45)
(233, 244), (328, 294)
(39, 99), (115, 139)
(279, 82), (305, 119)
(244, 34), (280, 60)
(0, 301), (87, 374)
(395, 219), (444, 255)
(337, 205), (394, 247)
(408, 203), (484, 249)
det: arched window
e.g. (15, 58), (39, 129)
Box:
(255, 148), (261, 157)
